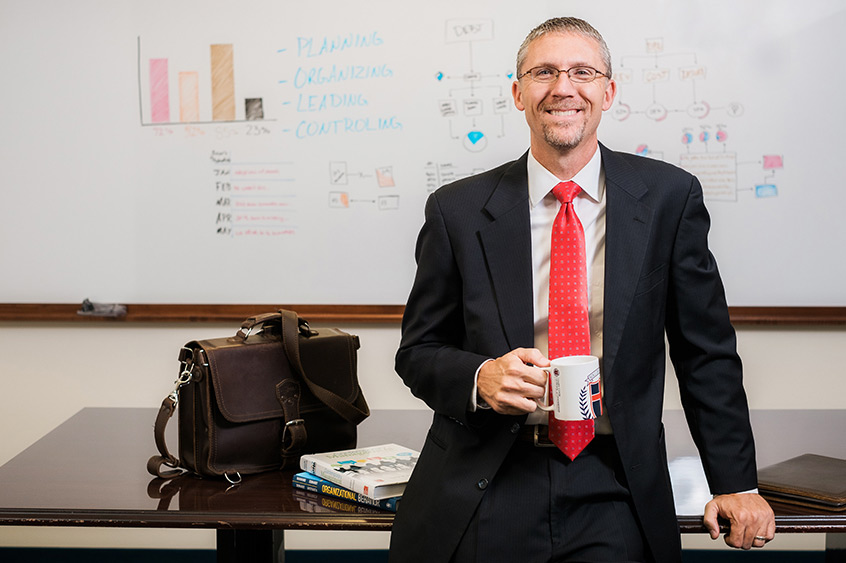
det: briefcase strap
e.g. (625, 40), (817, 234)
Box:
(237, 309), (369, 424)
(147, 395), (183, 479)
(147, 356), (195, 479)
(276, 376), (308, 466)
(278, 309), (370, 425)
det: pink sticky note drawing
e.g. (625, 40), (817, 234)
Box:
(762, 155), (784, 170)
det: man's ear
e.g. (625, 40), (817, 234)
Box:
(602, 78), (617, 111)
(512, 80), (525, 112)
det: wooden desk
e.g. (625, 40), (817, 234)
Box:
(0, 408), (844, 562)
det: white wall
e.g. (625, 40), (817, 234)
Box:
(0, 321), (843, 551)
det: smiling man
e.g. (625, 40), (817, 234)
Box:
(513, 29), (615, 170)
(390, 17), (774, 563)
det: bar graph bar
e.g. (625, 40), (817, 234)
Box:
(138, 38), (270, 126)
(210, 44), (235, 122)
(149, 58), (170, 123)
(245, 98), (264, 120)
(179, 71), (199, 122)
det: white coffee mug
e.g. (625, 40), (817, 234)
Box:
(535, 355), (603, 421)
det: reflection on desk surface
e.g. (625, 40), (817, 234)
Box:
(669, 456), (712, 516)
(1, 407), (845, 531)
(146, 472), (393, 515)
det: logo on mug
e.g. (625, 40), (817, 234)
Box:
(578, 368), (602, 419)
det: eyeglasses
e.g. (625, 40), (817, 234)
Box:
(518, 66), (609, 84)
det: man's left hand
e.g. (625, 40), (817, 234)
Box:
(703, 493), (775, 549)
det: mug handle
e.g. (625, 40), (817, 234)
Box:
(534, 367), (554, 412)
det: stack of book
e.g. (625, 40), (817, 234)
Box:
(295, 443), (419, 513)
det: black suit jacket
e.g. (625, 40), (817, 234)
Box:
(390, 144), (757, 563)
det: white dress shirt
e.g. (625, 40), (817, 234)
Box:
(524, 147), (611, 432)
(471, 145), (610, 433)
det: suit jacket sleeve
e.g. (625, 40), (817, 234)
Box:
(665, 176), (757, 494)
(395, 191), (492, 425)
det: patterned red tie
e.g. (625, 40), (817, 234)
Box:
(547, 181), (594, 460)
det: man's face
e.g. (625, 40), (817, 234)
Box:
(512, 32), (616, 155)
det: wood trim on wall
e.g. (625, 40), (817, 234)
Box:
(0, 304), (404, 323)
(727, 307), (846, 326)
(2, 304), (846, 325)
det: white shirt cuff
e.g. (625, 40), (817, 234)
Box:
(715, 488), (759, 496)
(468, 359), (494, 411)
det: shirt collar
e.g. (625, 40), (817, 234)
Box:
(527, 146), (603, 207)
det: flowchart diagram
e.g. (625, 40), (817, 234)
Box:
(609, 37), (783, 202)
(435, 19), (514, 153)
(328, 160), (400, 211)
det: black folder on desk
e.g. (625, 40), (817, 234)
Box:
(758, 454), (846, 511)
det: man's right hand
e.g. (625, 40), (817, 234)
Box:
(477, 348), (550, 415)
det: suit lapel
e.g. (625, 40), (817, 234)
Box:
(472, 147), (655, 366)
(478, 153), (535, 351)
(601, 145), (654, 381)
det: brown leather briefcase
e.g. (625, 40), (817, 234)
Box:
(147, 309), (369, 482)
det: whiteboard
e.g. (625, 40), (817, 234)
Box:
(1, 0), (844, 306)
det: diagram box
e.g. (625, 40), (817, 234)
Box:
(445, 19), (494, 43)
(679, 152), (738, 202)
(438, 99), (458, 117)
(378, 195), (400, 210)
(642, 68), (671, 83)
(329, 162), (348, 185)
(493, 97), (510, 114)
(756, 184), (778, 198)
(328, 191), (349, 208)
(376, 166), (395, 188)
(679, 65), (707, 81)
(763, 155), (784, 170)
(463, 99), (483, 116)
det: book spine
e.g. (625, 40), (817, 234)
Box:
(292, 473), (321, 492)
(292, 480), (320, 494)
(292, 479), (399, 512)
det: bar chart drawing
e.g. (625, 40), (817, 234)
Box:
(149, 58), (170, 123)
(138, 37), (271, 126)
(178, 71), (200, 122)
(210, 43), (235, 122)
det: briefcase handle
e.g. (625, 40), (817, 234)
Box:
(235, 310), (317, 341)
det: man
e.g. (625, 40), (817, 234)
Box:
(390, 17), (774, 563)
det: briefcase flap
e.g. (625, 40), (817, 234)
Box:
(198, 328), (360, 424)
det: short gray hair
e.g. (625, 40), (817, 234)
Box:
(516, 17), (612, 79)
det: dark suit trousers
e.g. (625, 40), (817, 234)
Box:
(451, 435), (649, 563)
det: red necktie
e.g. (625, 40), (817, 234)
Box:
(547, 181), (594, 460)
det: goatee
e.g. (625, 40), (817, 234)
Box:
(542, 123), (585, 150)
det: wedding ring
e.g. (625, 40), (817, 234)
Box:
(754, 536), (767, 542)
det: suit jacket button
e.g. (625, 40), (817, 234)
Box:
(510, 423), (521, 434)
(476, 478), (489, 490)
